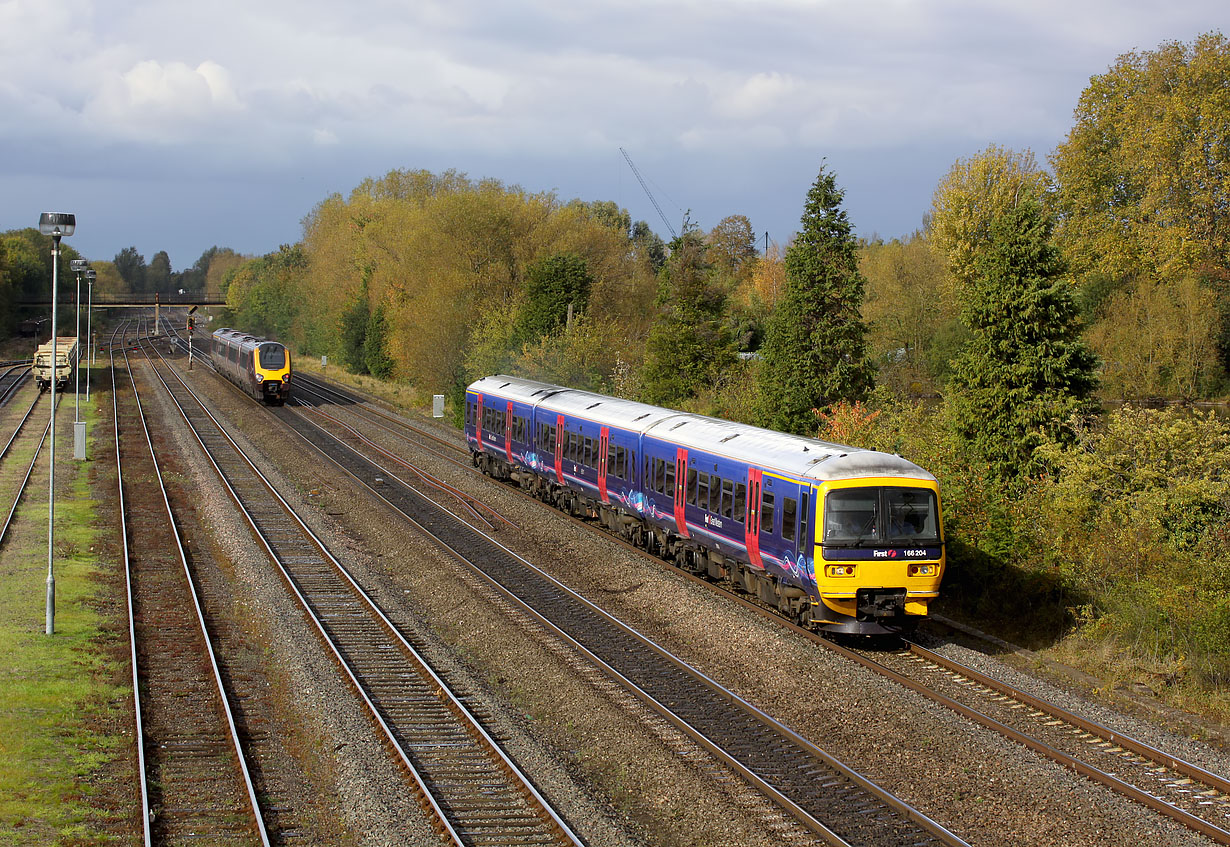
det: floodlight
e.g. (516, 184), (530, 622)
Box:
(86, 268), (96, 280)
(38, 212), (75, 237)
(71, 259), (87, 273)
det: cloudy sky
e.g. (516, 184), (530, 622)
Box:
(2, 0), (1224, 270)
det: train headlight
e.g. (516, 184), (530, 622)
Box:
(908, 564), (935, 576)
(825, 565), (856, 578)
(282, 373), (291, 382)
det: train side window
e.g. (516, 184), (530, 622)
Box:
(721, 478), (734, 518)
(584, 437), (594, 468)
(664, 460), (675, 496)
(654, 458), (667, 494)
(609, 444), (619, 478)
(761, 492), (775, 535)
(697, 472), (709, 510)
(628, 450), (635, 483)
(783, 497), (798, 542)
(734, 483), (746, 524)
(686, 468), (698, 505)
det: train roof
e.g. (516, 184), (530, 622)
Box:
(469, 375), (935, 484)
(212, 327), (284, 347)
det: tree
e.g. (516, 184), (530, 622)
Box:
(147, 250), (172, 294)
(1088, 275), (1220, 401)
(114, 247), (147, 293)
(706, 214), (757, 280)
(860, 233), (959, 395)
(929, 145), (1051, 288)
(631, 220), (667, 273)
(946, 199), (1099, 482)
(1051, 32), (1230, 375)
(364, 303), (395, 379)
(755, 165), (875, 434)
(641, 234), (737, 405)
(514, 253), (594, 342)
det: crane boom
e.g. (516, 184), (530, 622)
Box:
(620, 147), (678, 240)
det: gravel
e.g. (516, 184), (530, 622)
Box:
(149, 360), (1230, 846)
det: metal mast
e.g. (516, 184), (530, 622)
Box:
(620, 147), (678, 240)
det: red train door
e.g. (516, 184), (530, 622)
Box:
(674, 448), (689, 538)
(554, 414), (565, 483)
(598, 427), (610, 503)
(476, 394), (484, 452)
(505, 401), (513, 462)
(745, 468), (764, 569)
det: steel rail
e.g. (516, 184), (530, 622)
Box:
(0, 399), (53, 550)
(290, 396), (509, 532)
(145, 343), (582, 847)
(108, 324), (151, 847)
(121, 330), (271, 846)
(279, 403), (968, 847)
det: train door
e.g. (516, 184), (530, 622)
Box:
(505, 401), (513, 462)
(598, 427), (610, 504)
(554, 414), (565, 483)
(673, 448), (689, 538)
(744, 469), (764, 569)
(799, 487), (812, 576)
(476, 393), (484, 451)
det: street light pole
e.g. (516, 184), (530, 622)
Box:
(70, 260), (86, 460)
(39, 212), (75, 636)
(85, 269), (95, 401)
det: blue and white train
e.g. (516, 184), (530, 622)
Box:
(466, 375), (946, 635)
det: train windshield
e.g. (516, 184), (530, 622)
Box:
(823, 487), (940, 547)
(258, 344), (286, 369)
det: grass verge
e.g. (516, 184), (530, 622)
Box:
(0, 393), (132, 845)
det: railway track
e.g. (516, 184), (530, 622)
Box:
(0, 361), (31, 406)
(272, 392), (968, 846)
(282, 370), (1230, 844)
(112, 326), (269, 845)
(0, 389), (53, 550)
(142, 340), (583, 847)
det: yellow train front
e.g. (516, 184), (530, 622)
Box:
(811, 472), (945, 634)
(210, 328), (292, 405)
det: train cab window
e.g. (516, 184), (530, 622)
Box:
(782, 497), (798, 542)
(720, 479), (735, 518)
(258, 344), (286, 369)
(760, 492), (775, 536)
(734, 483), (746, 524)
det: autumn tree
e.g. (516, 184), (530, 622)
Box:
(1052, 31), (1230, 378)
(946, 199), (1098, 482)
(929, 145), (1051, 288)
(1088, 275), (1220, 401)
(860, 233), (959, 395)
(706, 214), (757, 281)
(756, 165), (874, 435)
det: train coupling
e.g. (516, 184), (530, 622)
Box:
(856, 588), (907, 619)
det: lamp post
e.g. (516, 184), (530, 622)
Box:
(39, 212), (75, 636)
(85, 268), (96, 401)
(70, 259), (86, 460)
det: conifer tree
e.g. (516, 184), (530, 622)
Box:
(514, 252), (593, 342)
(641, 234), (736, 405)
(947, 197), (1099, 481)
(756, 165), (874, 434)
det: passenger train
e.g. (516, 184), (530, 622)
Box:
(210, 328), (292, 405)
(466, 375), (945, 635)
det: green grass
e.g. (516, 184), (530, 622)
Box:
(0, 399), (132, 845)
